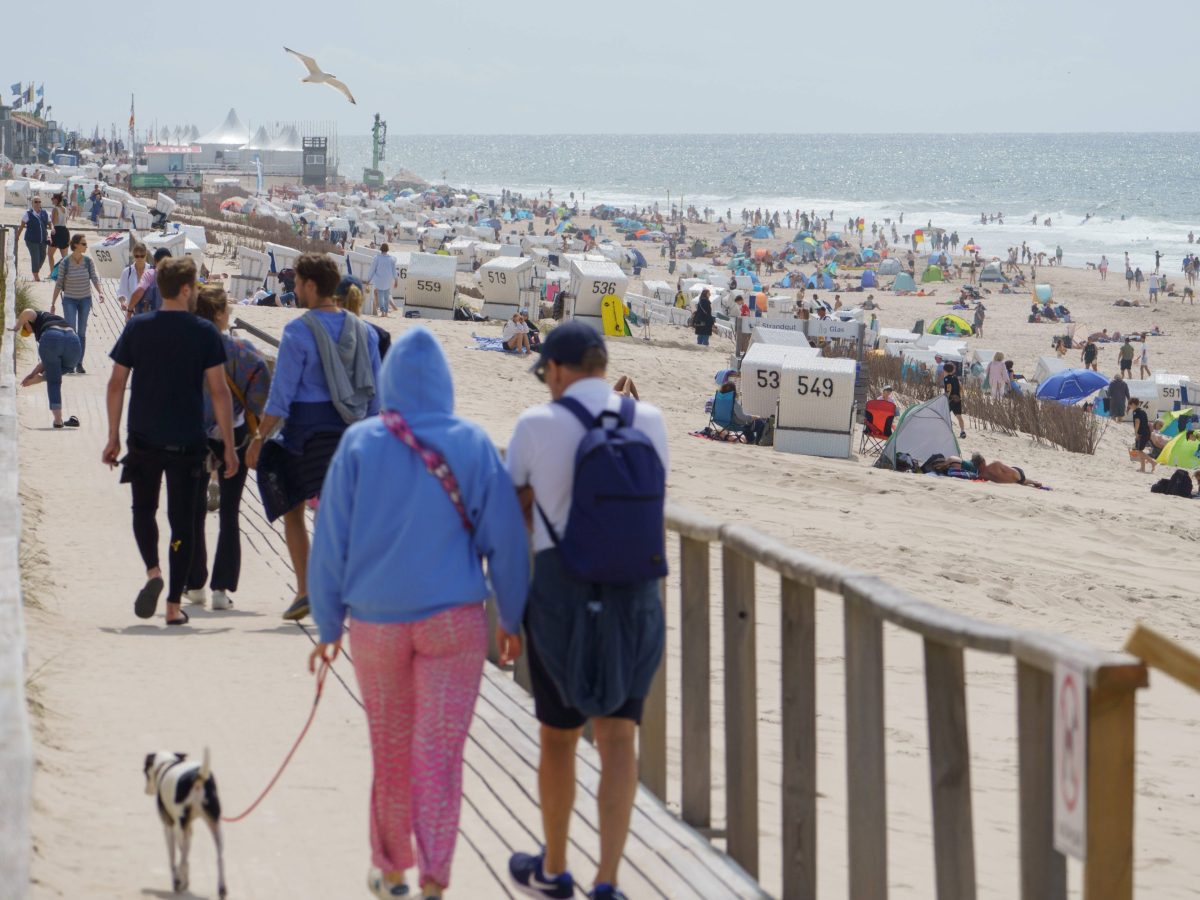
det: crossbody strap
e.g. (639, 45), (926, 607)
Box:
(380, 409), (473, 534)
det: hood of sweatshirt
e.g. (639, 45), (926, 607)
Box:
(381, 326), (453, 421)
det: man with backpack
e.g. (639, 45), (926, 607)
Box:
(505, 321), (669, 900)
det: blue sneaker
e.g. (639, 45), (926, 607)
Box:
(589, 884), (628, 900)
(508, 850), (575, 898)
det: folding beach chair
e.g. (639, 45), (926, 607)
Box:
(709, 390), (754, 443)
(859, 399), (897, 456)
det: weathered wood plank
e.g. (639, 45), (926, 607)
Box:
(1016, 661), (1066, 900)
(680, 535), (712, 829)
(844, 591), (887, 900)
(1013, 632), (1146, 692)
(780, 576), (816, 900)
(722, 544), (759, 880)
(640, 580), (668, 798)
(1124, 623), (1200, 692)
(924, 639), (976, 900)
(1082, 684), (1137, 900)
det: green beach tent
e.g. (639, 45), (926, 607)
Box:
(928, 314), (973, 336)
(921, 265), (944, 283)
(1156, 432), (1200, 469)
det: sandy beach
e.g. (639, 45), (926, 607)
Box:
(7, 195), (1200, 899)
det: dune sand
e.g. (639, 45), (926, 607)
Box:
(9, 202), (1200, 898)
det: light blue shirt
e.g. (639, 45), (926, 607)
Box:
(366, 252), (398, 291)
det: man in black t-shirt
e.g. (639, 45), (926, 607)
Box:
(103, 257), (237, 626)
(1129, 398), (1157, 474)
(943, 362), (966, 439)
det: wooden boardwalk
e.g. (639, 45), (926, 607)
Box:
(18, 280), (762, 898)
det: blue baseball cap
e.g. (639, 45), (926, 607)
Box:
(531, 319), (606, 378)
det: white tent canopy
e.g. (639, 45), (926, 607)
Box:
(197, 108), (249, 145)
(877, 395), (961, 470)
(242, 126), (273, 151)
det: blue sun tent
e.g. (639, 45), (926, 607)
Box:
(861, 269), (878, 288)
(879, 258), (902, 275)
(747, 225), (774, 239)
(805, 272), (834, 290)
(893, 272), (917, 292)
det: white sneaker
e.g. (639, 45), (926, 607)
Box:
(211, 590), (233, 610)
(184, 588), (207, 606)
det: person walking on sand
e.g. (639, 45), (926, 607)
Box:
(1107, 372), (1130, 422)
(972, 303), (985, 338)
(245, 253), (381, 622)
(51, 234), (101, 374)
(985, 352), (1010, 399)
(1129, 398), (1157, 473)
(14, 195), (51, 281)
(1139, 342), (1152, 379)
(365, 243), (399, 316)
(692, 288), (715, 346)
(1118, 338), (1135, 377)
(943, 362), (966, 438)
(307, 327), (529, 900)
(1099, 254), (1109, 281)
(506, 321), (668, 900)
(11, 307), (83, 428)
(183, 285), (271, 612)
(1082, 339), (1099, 372)
(103, 257), (238, 627)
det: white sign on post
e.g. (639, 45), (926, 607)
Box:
(1053, 661), (1087, 860)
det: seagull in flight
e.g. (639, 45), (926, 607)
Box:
(283, 47), (356, 105)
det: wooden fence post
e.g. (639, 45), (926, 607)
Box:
(680, 535), (711, 829)
(781, 576), (816, 900)
(1016, 660), (1066, 900)
(924, 639), (976, 900)
(639, 579), (668, 798)
(1082, 682), (1137, 900)
(722, 545), (758, 879)
(844, 587), (887, 900)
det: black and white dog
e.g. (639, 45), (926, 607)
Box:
(143, 749), (228, 898)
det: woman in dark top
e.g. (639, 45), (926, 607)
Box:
(693, 289), (715, 346)
(11, 307), (82, 427)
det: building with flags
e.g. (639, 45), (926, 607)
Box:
(1, 82), (62, 163)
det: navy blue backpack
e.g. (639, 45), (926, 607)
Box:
(538, 395), (667, 585)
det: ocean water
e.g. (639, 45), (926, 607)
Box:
(337, 133), (1200, 270)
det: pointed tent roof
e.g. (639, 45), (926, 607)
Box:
(270, 125), (302, 151)
(197, 108), (248, 145)
(188, 125), (200, 141)
(242, 125), (273, 150)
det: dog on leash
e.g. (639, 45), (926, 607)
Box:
(143, 749), (228, 898)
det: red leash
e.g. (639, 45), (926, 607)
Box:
(221, 659), (331, 824)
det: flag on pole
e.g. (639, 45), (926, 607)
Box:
(34, 100), (43, 117)
(9, 83), (19, 96)
(35, 84), (44, 98)
(129, 94), (135, 131)
(24, 84), (34, 103)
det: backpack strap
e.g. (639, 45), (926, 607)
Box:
(380, 409), (474, 534)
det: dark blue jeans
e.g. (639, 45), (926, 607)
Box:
(25, 240), (46, 276)
(37, 328), (82, 410)
(60, 296), (92, 361)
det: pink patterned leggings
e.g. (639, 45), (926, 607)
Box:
(350, 604), (487, 888)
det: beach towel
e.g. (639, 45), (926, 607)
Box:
(469, 334), (514, 353)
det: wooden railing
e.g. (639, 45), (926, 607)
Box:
(632, 502), (1147, 900)
(229, 311), (1148, 898)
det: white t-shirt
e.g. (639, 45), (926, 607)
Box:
(501, 319), (525, 342)
(507, 377), (670, 553)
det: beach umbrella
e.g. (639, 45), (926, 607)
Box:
(1157, 432), (1200, 469)
(964, 242), (981, 253)
(1035, 369), (1109, 405)
(1161, 408), (1194, 438)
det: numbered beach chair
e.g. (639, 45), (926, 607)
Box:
(859, 399), (897, 456)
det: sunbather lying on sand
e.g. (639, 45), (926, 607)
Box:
(970, 453), (1046, 488)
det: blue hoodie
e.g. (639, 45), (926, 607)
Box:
(308, 327), (529, 643)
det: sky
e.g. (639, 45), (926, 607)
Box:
(5, 0), (1193, 136)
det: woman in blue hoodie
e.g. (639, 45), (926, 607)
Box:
(307, 327), (528, 900)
